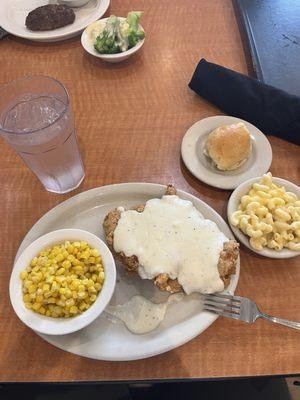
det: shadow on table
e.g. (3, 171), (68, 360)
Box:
(0, 377), (298, 400)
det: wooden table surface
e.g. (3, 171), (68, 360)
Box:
(0, 0), (299, 383)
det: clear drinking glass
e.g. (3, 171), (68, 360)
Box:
(0, 76), (85, 194)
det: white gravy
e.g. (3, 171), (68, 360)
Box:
(113, 195), (228, 294)
(106, 294), (184, 334)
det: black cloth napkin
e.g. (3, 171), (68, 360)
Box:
(189, 59), (300, 146)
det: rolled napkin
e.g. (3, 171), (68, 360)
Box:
(189, 59), (300, 146)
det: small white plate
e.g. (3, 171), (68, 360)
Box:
(228, 177), (300, 259)
(10, 229), (116, 335)
(81, 18), (145, 63)
(0, 0), (110, 42)
(15, 183), (240, 361)
(181, 116), (273, 190)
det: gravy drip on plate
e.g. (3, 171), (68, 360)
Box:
(106, 294), (183, 334)
(113, 195), (228, 294)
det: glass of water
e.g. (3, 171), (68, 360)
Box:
(0, 76), (85, 194)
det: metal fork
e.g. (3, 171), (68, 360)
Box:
(203, 293), (300, 331)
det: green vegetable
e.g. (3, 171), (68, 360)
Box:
(94, 11), (145, 54)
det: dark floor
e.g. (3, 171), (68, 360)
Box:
(1, 378), (300, 400)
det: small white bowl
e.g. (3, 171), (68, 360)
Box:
(81, 18), (145, 63)
(59, 0), (90, 7)
(228, 176), (300, 259)
(9, 229), (116, 335)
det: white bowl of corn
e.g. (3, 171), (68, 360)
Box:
(9, 229), (116, 335)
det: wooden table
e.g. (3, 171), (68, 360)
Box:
(0, 0), (299, 383)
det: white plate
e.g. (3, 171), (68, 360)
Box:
(0, 0), (110, 42)
(81, 18), (145, 63)
(181, 116), (273, 190)
(228, 177), (300, 259)
(16, 183), (240, 361)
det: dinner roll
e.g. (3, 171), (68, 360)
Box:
(205, 122), (251, 171)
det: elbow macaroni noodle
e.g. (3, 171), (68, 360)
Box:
(230, 173), (300, 251)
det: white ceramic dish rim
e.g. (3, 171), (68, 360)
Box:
(10, 228), (116, 335)
(228, 176), (300, 259)
(81, 17), (145, 59)
(0, 0), (110, 42)
(15, 183), (240, 361)
(181, 116), (273, 190)
(60, 0), (90, 7)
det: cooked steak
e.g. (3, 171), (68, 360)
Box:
(26, 4), (75, 31)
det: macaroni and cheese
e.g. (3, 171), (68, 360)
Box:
(230, 173), (300, 251)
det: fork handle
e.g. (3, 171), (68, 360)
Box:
(260, 312), (300, 331)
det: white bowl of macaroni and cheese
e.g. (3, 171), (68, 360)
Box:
(228, 173), (300, 258)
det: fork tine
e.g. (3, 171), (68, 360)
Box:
(203, 305), (241, 320)
(204, 299), (240, 312)
(204, 293), (242, 303)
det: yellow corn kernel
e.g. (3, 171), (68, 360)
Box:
(72, 258), (80, 266)
(70, 305), (78, 314)
(51, 281), (59, 292)
(30, 257), (38, 267)
(54, 306), (62, 314)
(67, 245), (74, 254)
(72, 291), (78, 299)
(55, 275), (65, 284)
(24, 280), (33, 289)
(56, 267), (65, 276)
(20, 271), (28, 280)
(69, 281), (78, 291)
(62, 251), (69, 259)
(32, 303), (42, 311)
(79, 302), (87, 311)
(65, 288), (72, 298)
(45, 275), (55, 284)
(23, 294), (30, 302)
(80, 251), (90, 260)
(88, 286), (96, 294)
(91, 248), (99, 257)
(86, 279), (93, 287)
(39, 307), (46, 315)
(28, 285), (37, 294)
(94, 283), (102, 291)
(36, 295), (44, 303)
(90, 294), (97, 302)
(66, 298), (75, 307)
(55, 254), (64, 262)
